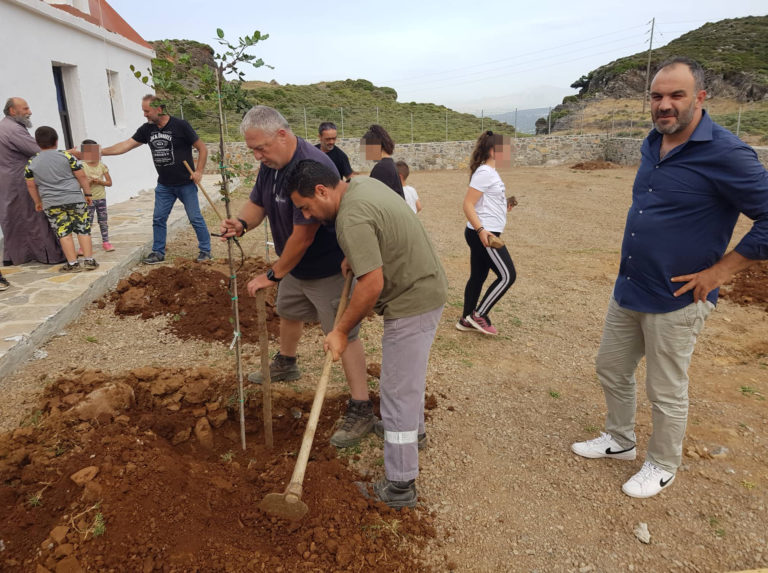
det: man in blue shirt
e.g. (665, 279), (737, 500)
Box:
(571, 57), (768, 498)
(219, 106), (374, 448)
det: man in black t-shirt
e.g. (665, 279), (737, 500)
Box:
(316, 122), (355, 181)
(100, 95), (211, 264)
(219, 106), (374, 448)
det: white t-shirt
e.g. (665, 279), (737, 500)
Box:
(466, 164), (507, 232)
(403, 185), (420, 214)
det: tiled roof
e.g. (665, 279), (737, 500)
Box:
(49, 0), (153, 50)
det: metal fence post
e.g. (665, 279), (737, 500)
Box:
(481, 109), (484, 132)
(340, 107), (344, 138)
(303, 107), (308, 139)
(736, 106), (742, 137)
(411, 112), (414, 144)
(514, 108), (518, 138)
(376, 106), (379, 124)
(547, 107), (552, 135)
(445, 110), (448, 142)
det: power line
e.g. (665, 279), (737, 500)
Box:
(379, 22), (648, 85)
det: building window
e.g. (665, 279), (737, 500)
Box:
(107, 70), (124, 126)
(52, 65), (74, 149)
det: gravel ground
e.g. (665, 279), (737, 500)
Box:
(2, 166), (767, 572)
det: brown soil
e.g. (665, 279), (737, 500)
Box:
(2, 167), (767, 572)
(721, 260), (768, 312)
(570, 160), (620, 170)
(111, 258), (281, 343)
(0, 367), (433, 572)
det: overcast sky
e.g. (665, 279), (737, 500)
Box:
(106, 0), (765, 113)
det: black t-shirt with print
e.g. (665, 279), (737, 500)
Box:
(132, 116), (199, 185)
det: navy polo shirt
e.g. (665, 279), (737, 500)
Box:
(614, 110), (768, 313)
(249, 137), (343, 280)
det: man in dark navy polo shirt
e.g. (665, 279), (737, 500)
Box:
(572, 57), (768, 499)
(219, 106), (374, 448)
(316, 122), (355, 181)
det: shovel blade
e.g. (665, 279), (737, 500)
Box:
(260, 492), (308, 521)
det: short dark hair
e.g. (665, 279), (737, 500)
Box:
(655, 57), (706, 92)
(142, 93), (165, 111)
(362, 124), (395, 155)
(34, 126), (58, 148)
(286, 160), (341, 198)
(395, 160), (409, 180)
(318, 122), (337, 135)
(81, 138), (97, 146)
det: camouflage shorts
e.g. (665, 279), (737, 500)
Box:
(43, 202), (91, 238)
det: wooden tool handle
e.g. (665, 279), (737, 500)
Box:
(286, 272), (354, 494)
(183, 160), (224, 221)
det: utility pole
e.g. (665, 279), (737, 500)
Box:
(642, 17), (655, 114)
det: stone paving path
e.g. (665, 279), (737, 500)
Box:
(0, 175), (222, 379)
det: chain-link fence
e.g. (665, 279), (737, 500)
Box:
(168, 98), (768, 147)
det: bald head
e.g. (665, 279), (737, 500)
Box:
(4, 98), (32, 127)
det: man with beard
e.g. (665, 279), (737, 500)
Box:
(571, 57), (768, 498)
(99, 94), (210, 264)
(0, 97), (65, 275)
(286, 159), (447, 508)
(316, 122), (355, 181)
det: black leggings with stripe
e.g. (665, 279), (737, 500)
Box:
(462, 226), (516, 320)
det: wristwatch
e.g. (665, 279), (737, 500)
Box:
(266, 269), (281, 283)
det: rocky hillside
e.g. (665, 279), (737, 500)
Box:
(570, 16), (768, 101)
(144, 41), (515, 142)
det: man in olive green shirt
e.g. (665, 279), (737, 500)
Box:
(288, 160), (446, 509)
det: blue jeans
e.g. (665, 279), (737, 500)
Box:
(152, 182), (211, 256)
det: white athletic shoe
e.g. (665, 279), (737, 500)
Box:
(622, 461), (675, 498)
(571, 432), (637, 460)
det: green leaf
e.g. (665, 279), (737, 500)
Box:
(142, 76), (149, 84)
(216, 28), (224, 39)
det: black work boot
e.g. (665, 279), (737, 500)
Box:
(330, 399), (378, 448)
(247, 352), (300, 384)
(356, 478), (418, 509)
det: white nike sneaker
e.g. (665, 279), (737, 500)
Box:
(622, 461), (675, 498)
(571, 432), (637, 460)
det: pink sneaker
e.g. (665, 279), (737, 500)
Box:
(102, 242), (115, 252)
(467, 311), (498, 335)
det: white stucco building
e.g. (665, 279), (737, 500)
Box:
(0, 0), (158, 207)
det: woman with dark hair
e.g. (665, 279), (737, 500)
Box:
(456, 131), (517, 335)
(361, 124), (404, 198)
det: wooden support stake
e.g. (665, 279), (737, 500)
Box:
(256, 290), (273, 449)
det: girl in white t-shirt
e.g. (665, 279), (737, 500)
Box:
(456, 131), (517, 335)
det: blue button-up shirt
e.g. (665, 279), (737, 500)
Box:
(614, 110), (768, 313)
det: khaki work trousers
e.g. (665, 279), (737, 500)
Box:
(597, 296), (714, 474)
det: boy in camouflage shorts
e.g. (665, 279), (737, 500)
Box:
(25, 126), (98, 272)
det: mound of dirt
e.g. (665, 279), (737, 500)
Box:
(570, 160), (619, 170)
(720, 260), (768, 312)
(110, 258), (281, 343)
(0, 368), (434, 572)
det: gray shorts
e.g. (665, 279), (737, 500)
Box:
(276, 273), (360, 340)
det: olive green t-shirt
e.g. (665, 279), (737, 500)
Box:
(336, 177), (447, 319)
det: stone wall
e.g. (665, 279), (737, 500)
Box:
(204, 136), (768, 174)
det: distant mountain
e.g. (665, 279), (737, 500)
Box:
(570, 16), (768, 101)
(488, 108), (551, 135)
